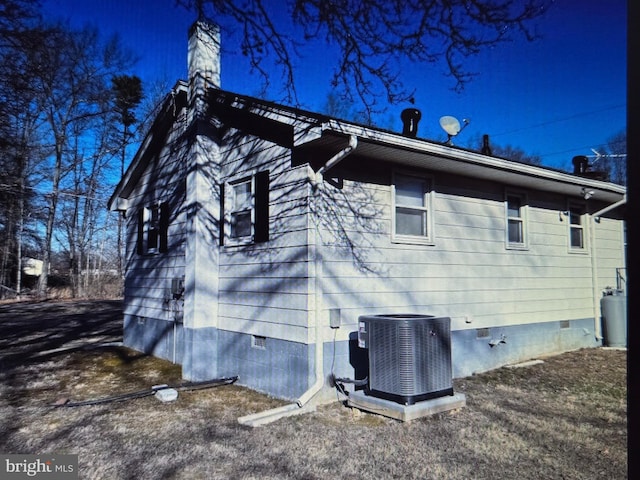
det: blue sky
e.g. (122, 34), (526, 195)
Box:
(42, 0), (627, 171)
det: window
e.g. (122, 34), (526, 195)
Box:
(505, 192), (528, 249)
(147, 206), (160, 251)
(223, 170), (269, 246)
(230, 178), (253, 239)
(137, 203), (169, 254)
(568, 203), (586, 250)
(392, 172), (433, 244)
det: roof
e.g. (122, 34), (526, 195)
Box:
(108, 84), (626, 211)
(296, 120), (626, 204)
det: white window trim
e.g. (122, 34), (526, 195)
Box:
(391, 170), (435, 245)
(567, 200), (589, 254)
(224, 172), (256, 247)
(505, 190), (529, 250)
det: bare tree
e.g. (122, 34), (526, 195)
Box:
(0, 0), (45, 296)
(0, 0), (40, 48)
(595, 130), (626, 186)
(488, 143), (542, 166)
(462, 133), (541, 165)
(111, 75), (143, 278)
(177, 0), (549, 118)
(27, 23), (135, 296)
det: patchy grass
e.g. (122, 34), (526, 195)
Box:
(0, 300), (627, 479)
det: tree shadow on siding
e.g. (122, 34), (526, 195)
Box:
(116, 88), (429, 393)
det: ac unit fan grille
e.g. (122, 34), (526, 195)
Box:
(363, 315), (453, 405)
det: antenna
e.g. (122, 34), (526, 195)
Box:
(439, 116), (470, 145)
(588, 148), (627, 160)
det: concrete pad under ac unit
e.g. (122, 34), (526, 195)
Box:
(347, 391), (466, 422)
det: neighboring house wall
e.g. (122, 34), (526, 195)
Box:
(313, 159), (625, 381)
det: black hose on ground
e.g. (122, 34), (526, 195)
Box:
(330, 374), (368, 399)
(51, 376), (239, 407)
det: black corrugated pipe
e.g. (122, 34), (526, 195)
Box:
(51, 376), (238, 407)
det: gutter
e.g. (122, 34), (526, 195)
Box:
(299, 121), (625, 203)
(238, 143), (358, 428)
(589, 194), (627, 340)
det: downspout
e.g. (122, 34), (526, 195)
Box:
(589, 194), (627, 341)
(299, 135), (358, 405)
(313, 135), (358, 186)
(295, 210), (325, 408)
(592, 194), (626, 222)
(237, 137), (358, 427)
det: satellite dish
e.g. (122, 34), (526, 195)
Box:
(439, 115), (470, 145)
(439, 116), (461, 136)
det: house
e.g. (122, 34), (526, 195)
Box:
(108, 20), (627, 402)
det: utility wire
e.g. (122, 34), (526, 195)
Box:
(0, 182), (109, 201)
(491, 103), (626, 138)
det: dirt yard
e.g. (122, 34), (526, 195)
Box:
(0, 300), (627, 479)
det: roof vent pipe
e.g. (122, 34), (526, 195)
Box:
(401, 108), (422, 138)
(482, 134), (492, 155)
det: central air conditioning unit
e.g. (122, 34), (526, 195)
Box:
(358, 314), (453, 405)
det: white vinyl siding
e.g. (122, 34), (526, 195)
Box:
(217, 134), (311, 343)
(124, 113), (187, 326)
(314, 172), (624, 337)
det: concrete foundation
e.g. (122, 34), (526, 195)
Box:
(347, 390), (466, 422)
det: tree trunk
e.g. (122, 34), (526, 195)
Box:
(37, 137), (63, 297)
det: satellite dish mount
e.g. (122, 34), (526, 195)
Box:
(439, 116), (470, 145)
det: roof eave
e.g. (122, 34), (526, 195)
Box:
(299, 120), (626, 204)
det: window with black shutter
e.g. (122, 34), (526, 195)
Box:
(137, 202), (170, 254)
(222, 170), (269, 246)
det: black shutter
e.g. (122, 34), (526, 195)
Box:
(159, 202), (170, 253)
(136, 209), (145, 255)
(219, 183), (225, 246)
(254, 170), (270, 243)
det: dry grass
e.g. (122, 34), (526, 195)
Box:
(0, 300), (627, 479)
